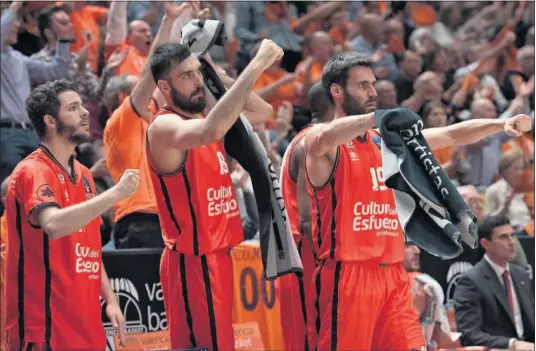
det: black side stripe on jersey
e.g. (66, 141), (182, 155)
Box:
(179, 254), (197, 347)
(201, 256), (219, 351)
(182, 171), (199, 255)
(312, 191), (322, 248)
(43, 232), (52, 351)
(296, 242), (309, 351)
(314, 260), (325, 351)
(329, 178), (337, 260)
(16, 201), (25, 346)
(157, 176), (181, 236)
(330, 262), (342, 351)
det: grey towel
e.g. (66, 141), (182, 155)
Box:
(182, 19), (303, 279)
(374, 108), (478, 258)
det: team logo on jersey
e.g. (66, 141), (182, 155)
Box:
(349, 151), (359, 161)
(216, 151), (229, 175)
(82, 176), (95, 198)
(346, 140), (355, 148)
(36, 184), (55, 200)
(57, 174), (65, 183)
(372, 136), (381, 150)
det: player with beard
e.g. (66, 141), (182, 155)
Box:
(146, 40), (282, 351)
(279, 81), (334, 351)
(303, 52), (532, 350)
(3, 80), (140, 351)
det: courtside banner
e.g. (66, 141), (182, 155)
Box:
(102, 242), (286, 351)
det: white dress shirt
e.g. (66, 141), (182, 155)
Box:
(484, 255), (524, 342)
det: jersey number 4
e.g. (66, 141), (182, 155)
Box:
(369, 167), (387, 191)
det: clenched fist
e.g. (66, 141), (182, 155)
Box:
(252, 39), (284, 71)
(114, 169), (140, 199)
(504, 114), (533, 137)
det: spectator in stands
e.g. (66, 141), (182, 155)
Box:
(233, 2), (266, 74)
(454, 215), (535, 350)
(105, 1), (154, 77)
(352, 12), (398, 79)
(390, 50), (423, 103)
(403, 241), (460, 350)
(402, 71), (444, 114)
(0, 1), (72, 202)
(459, 184), (529, 271)
(63, 1), (108, 74)
(374, 80), (398, 109)
(485, 149), (532, 231)
(33, 4), (128, 135)
(464, 97), (526, 188)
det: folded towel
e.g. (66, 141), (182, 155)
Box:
(374, 108), (478, 258)
(182, 19), (303, 279)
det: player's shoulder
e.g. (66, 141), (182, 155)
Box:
(14, 149), (54, 175)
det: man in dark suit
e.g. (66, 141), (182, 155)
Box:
(454, 215), (535, 350)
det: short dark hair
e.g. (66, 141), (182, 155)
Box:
(477, 215), (511, 241)
(37, 4), (68, 41)
(322, 52), (374, 103)
(150, 43), (191, 83)
(308, 80), (331, 120)
(26, 79), (78, 138)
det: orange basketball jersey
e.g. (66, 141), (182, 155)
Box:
(146, 108), (244, 255)
(280, 126), (311, 244)
(306, 130), (404, 263)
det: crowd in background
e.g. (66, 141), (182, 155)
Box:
(0, 1), (535, 349)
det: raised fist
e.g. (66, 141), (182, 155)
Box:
(114, 169), (140, 199)
(253, 39), (284, 71)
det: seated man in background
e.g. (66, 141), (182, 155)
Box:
(454, 215), (535, 350)
(403, 241), (461, 350)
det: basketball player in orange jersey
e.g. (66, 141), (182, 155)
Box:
(279, 81), (334, 351)
(303, 52), (532, 351)
(145, 40), (283, 351)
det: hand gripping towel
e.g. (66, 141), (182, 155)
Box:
(181, 19), (303, 279)
(374, 108), (478, 259)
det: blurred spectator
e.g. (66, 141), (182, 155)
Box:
(374, 80), (397, 109)
(105, 1), (153, 77)
(390, 50), (422, 103)
(459, 185), (528, 268)
(463, 97), (525, 188)
(233, 2), (265, 74)
(402, 71), (443, 114)
(352, 12), (398, 79)
(63, 1), (108, 74)
(485, 149), (532, 232)
(454, 215), (535, 349)
(0, 1), (72, 204)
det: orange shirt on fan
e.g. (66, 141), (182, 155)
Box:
(69, 5), (108, 73)
(253, 67), (300, 118)
(306, 131), (404, 263)
(433, 146), (453, 166)
(105, 43), (148, 78)
(103, 97), (158, 223)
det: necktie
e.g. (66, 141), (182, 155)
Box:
(502, 270), (515, 317)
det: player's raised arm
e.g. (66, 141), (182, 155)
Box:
(305, 112), (376, 158)
(151, 40), (283, 151)
(32, 169), (140, 239)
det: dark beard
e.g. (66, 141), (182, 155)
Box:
(170, 85), (207, 114)
(341, 89), (375, 116)
(56, 119), (91, 145)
